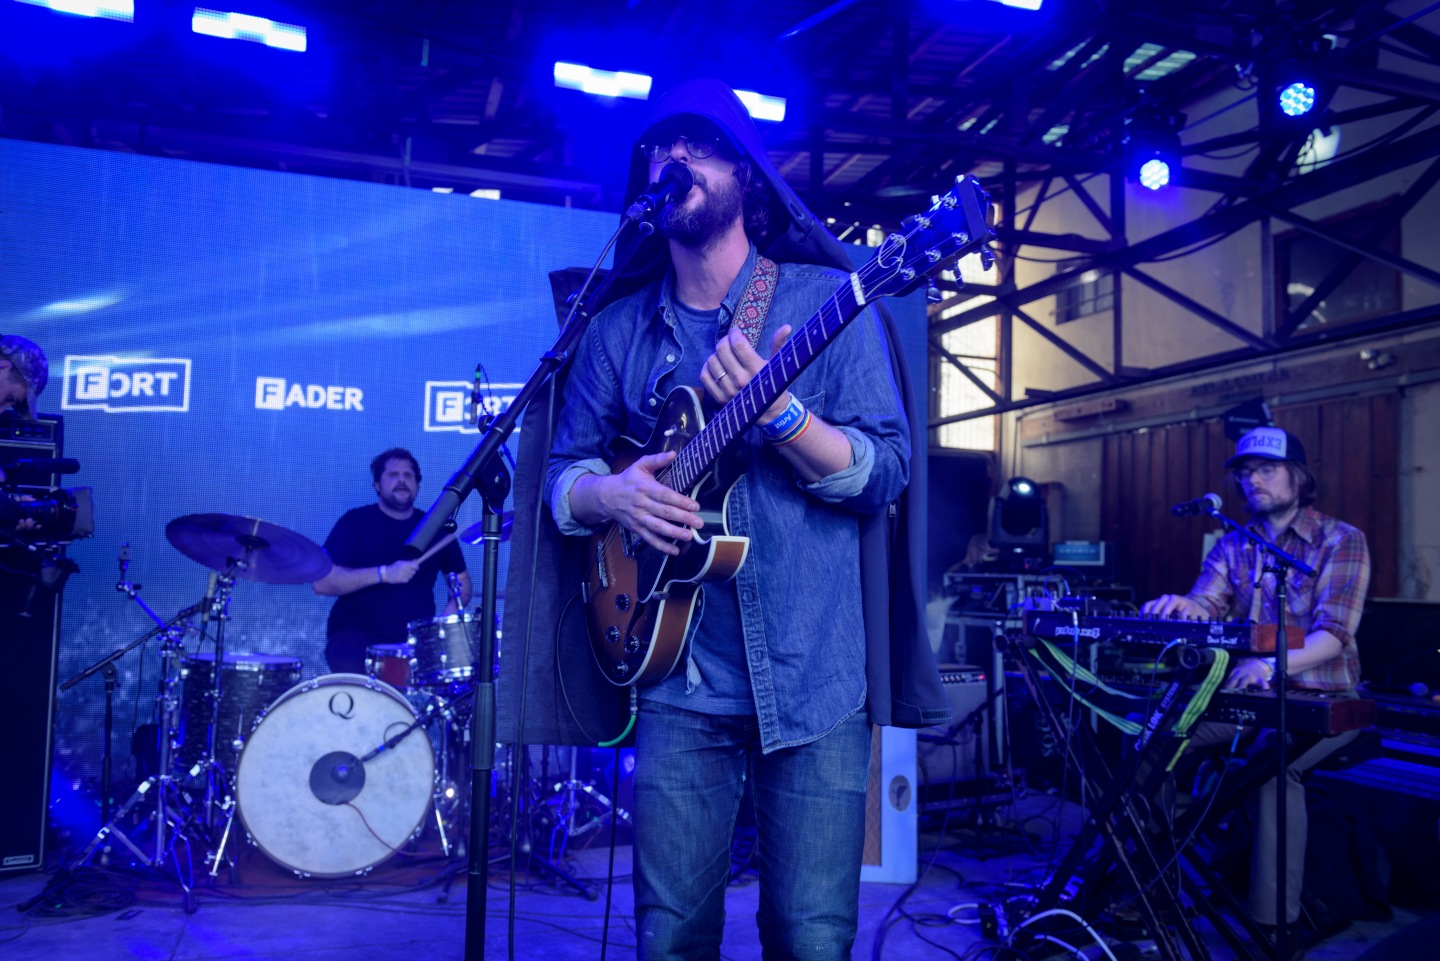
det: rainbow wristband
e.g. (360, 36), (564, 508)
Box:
(759, 395), (805, 438)
(771, 410), (814, 446)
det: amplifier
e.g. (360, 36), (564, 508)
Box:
(0, 412), (64, 874)
(0, 570), (61, 874)
(0, 413), (65, 491)
(916, 666), (989, 790)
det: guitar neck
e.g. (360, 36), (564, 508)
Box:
(667, 281), (864, 492)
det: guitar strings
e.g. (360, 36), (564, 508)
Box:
(602, 190), (968, 559)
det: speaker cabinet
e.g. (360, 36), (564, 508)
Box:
(0, 564), (61, 874)
(861, 725), (917, 884)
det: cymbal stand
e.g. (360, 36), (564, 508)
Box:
(196, 565), (237, 832)
(549, 749), (631, 862)
(68, 549), (199, 909)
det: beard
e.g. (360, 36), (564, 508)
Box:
(1247, 487), (1298, 519)
(380, 486), (415, 514)
(659, 168), (744, 249)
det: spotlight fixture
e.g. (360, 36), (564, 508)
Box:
(733, 89), (787, 122)
(988, 476), (1049, 570)
(15, 0), (132, 20)
(1124, 103), (1184, 192)
(192, 8), (307, 52)
(553, 62), (652, 100)
(1278, 81), (1316, 117)
(1137, 156), (1171, 191)
(1261, 29), (1336, 127)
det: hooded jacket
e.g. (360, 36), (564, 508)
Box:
(496, 79), (950, 747)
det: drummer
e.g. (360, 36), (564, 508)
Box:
(313, 448), (471, 674)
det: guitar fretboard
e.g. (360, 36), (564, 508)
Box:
(663, 281), (865, 493)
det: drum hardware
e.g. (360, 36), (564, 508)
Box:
(490, 744), (597, 900)
(63, 546), (205, 912)
(163, 513), (330, 843)
(547, 749), (632, 861)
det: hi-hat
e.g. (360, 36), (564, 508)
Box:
(165, 513), (331, 584)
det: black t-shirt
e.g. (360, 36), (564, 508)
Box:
(323, 504), (466, 644)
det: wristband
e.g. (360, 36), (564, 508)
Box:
(379, 564), (387, 584)
(1259, 657), (1275, 682)
(771, 410), (814, 447)
(759, 395), (805, 438)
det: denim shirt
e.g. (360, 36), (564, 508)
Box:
(546, 244), (912, 751)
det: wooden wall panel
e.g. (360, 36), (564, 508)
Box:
(1101, 393), (1399, 604)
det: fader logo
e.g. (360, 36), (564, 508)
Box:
(424, 381), (522, 434)
(255, 377), (364, 411)
(62, 355), (192, 413)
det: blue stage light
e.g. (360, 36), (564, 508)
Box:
(553, 62), (652, 100)
(993, 0), (1043, 8)
(14, 0), (133, 21)
(734, 89), (786, 122)
(1278, 81), (1316, 118)
(192, 8), (307, 52)
(1138, 157), (1170, 191)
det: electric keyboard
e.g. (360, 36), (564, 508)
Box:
(1203, 689), (1376, 736)
(1023, 609), (1304, 655)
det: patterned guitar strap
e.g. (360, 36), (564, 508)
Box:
(721, 254), (779, 349)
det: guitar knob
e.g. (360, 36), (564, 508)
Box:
(625, 636), (642, 654)
(615, 594), (630, 612)
(606, 626), (621, 645)
(613, 662), (628, 678)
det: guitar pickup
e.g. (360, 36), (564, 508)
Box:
(594, 542), (609, 589)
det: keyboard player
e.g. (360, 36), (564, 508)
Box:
(1140, 425), (1371, 943)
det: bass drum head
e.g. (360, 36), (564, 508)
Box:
(235, 673), (435, 877)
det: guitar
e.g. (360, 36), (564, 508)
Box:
(584, 175), (996, 687)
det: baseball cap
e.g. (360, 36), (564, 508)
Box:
(0, 335), (48, 409)
(1224, 426), (1307, 468)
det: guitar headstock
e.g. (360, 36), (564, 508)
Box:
(860, 175), (996, 301)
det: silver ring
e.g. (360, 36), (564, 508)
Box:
(715, 369), (728, 383)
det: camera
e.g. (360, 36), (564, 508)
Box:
(0, 487), (94, 539)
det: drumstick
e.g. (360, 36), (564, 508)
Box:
(414, 530), (459, 566)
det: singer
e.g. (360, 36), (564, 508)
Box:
(311, 448), (471, 674)
(1140, 425), (1371, 950)
(541, 79), (946, 959)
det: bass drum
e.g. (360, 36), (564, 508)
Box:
(235, 674), (435, 877)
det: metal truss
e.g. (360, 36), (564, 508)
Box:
(926, 6), (1440, 431)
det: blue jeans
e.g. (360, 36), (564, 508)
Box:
(633, 701), (871, 961)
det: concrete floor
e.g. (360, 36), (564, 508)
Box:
(0, 793), (1430, 961)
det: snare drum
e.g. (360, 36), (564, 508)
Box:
(235, 674), (435, 877)
(176, 652), (302, 779)
(364, 643), (413, 691)
(406, 613), (478, 687)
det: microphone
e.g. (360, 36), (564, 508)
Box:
(1171, 493), (1222, 517)
(624, 163), (695, 221)
(0, 457), (80, 475)
(468, 363), (483, 426)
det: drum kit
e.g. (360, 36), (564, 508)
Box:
(73, 511), (514, 898)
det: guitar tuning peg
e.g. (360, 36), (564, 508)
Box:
(979, 247), (995, 271)
(926, 281), (944, 304)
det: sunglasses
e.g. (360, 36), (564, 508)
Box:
(638, 134), (721, 164)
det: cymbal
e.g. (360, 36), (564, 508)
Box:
(460, 510), (513, 545)
(165, 513), (332, 584)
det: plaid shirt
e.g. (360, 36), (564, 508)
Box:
(1186, 506), (1370, 692)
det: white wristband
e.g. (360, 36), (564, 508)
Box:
(379, 564), (387, 584)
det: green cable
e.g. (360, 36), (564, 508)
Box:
(598, 688), (638, 748)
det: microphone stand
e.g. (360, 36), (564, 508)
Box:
(1200, 503), (1315, 961)
(405, 218), (658, 961)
